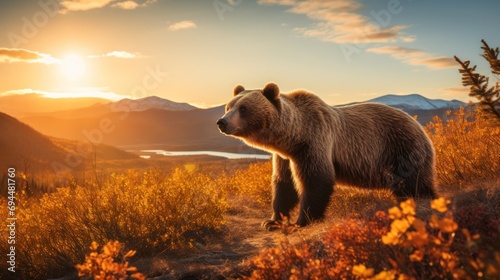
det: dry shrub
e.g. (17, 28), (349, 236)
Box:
(245, 212), (391, 279)
(3, 167), (227, 279)
(328, 185), (396, 220)
(227, 161), (272, 206)
(75, 240), (145, 280)
(370, 197), (500, 279)
(425, 106), (500, 188)
(245, 198), (500, 279)
(452, 184), (500, 250)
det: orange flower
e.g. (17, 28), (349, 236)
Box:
(438, 217), (458, 233)
(382, 231), (400, 245)
(374, 270), (397, 280)
(412, 218), (427, 233)
(431, 198), (451, 213)
(391, 219), (411, 234)
(388, 207), (402, 219)
(400, 199), (416, 216)
(352, 264), (374, 278)
(407, 231), (429, 247)
(409, 249), (425, 262)
(429, 214), (440, 229)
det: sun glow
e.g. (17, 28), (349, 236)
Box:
(60, 54), (86, 80)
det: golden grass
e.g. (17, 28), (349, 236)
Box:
(426, 106), (500, 189)
(0, 167), (227, 279)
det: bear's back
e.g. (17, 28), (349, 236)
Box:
(331, 102), (433, 187)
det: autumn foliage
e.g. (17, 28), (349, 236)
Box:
(75, 241), (145, 280)
(226, 161), (272, 206)
(246, 198), (500, 279)
(0, 167), (227, 279)
(425, 106), (500, 187)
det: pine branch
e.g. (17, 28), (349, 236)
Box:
(454, 46), (500, 122)
(481, 39), (500, 75)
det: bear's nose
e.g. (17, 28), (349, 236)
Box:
(216, 118), (227, 131)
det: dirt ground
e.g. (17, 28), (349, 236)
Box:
(132, 196), (340, 280)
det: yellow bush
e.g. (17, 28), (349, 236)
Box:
(425, 106), (500, 187)
(5, 167), (227, 279)
(75, 241), (145, 280)
(362, 198), (500, 279)
(245, 198), (500, 279)
(227, 161), (272, 206)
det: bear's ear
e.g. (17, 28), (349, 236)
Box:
(262, 82), (280, 101)
(233, 85), (245, 96)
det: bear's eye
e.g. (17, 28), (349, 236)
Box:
(239, 106), (247, 114)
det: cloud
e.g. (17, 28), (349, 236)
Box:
(0, 48), (59, 64)
(257, 0), (296, 5)
(1, 48), (144, 65)
(42, 89), (128, 100)
(1, 47), (144, 64)
(59, 0), (114, 13)
(168, 20), (197, 31)
(1, 88), (128, 100)
(261, 0), (454, 70)
(58, 0), (156, 13)
(366, 46), (456, 70)
(89, 51), (143, 59)
(401, 36), (416, 43)
(407, 57), (456, 70)
(366, 46), (425, 58)
(442, 87), (470, 95)
(260, 0), (409, 44)
(112, 0), (139, 9)
(0, 88), (40, 96)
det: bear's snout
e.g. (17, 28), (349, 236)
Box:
(216, 118), (228, 133)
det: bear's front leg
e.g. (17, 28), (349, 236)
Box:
(262, 154), (299, 231)
(292, 157), (335, 227)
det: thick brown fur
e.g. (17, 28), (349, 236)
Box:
(217, 83), (437, 230)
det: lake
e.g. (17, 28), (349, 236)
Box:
(136, 150), (271, 160)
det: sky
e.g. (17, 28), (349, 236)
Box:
(0, 0), (499, 107)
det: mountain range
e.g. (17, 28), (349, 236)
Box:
(363, 94), (466, 110)
(110, 96), (196, 112)
(339, 94), (466, 124)
(0, 93), (109, 118)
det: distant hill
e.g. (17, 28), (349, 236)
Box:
(338, 93), (468, 125)
(366, 94), (466, 110)
(340, 93), (466, 110)
(0, 93), (110, 118)
(0, 112), (137, 174)
(0, 112), (68, 173)
(111, 96), (196, 112)
(21, 95), (197, 120)
(20, 106), (250, 153)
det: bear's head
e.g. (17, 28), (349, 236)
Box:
(216, 82), (281, 139)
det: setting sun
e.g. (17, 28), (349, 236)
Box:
(60, 54), (86, 81)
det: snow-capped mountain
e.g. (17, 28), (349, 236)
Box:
(110, 96), (196, 112)
(366, 94), (467, 110)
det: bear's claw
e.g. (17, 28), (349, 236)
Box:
(261, 220), (282, 231)
(261, 220), (302, 231)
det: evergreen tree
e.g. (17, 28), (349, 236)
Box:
(454, 39), (500, 123)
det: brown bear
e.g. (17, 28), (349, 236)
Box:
(217, 82), (437, 230)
